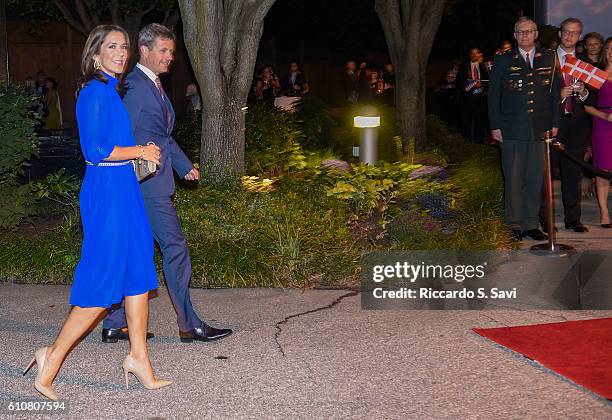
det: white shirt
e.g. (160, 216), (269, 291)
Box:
(518, 47), (536, 67)
(556, 46), (575, 67)
(136, 63), (158, 83)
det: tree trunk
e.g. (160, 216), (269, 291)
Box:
(395, 64), (427, 152)
(200, 99), (245, 177)
(374, 0), (445, 153)
(179, 0), (276, 183)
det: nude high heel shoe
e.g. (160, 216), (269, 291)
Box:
(23, 347), (59, 401)
(122, 355), (172, 390)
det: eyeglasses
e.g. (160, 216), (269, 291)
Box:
(561, 30), (581, 37)
(515, 29), (537, 37)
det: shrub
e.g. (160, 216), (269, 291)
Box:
(0, 84), (40, 229)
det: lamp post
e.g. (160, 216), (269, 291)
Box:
(353, 115), (380, 165)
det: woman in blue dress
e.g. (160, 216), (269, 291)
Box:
(23, 25), (171, 399)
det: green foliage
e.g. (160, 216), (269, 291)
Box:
(0, 84), (40, 229)
(245, 102), (308, 174)
(293, 97), (336, 150)
(0, 85), (40, 185)
(168, 177), (360, 287)
(321, 161), (422, 218)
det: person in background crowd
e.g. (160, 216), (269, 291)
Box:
(34, 71), (47, 118)
(550, 38), (560, 51)
(381, 63), (395, 105)
(344, 60), (358, 104)
(185, 82), (201, 114)
(255, 65), (280, 103)
(43, 77), (63, 130)
(544, 17), (590, 233)
(356, 67), (374, 104)
(24, 76), (35, 91)
(582, 32), (604, 64)
(456, 47), (490, 143)
(281, 62), (309, 97)
(435, 67), (459, 129)
(576, 40), (585, 55)
(369, 68), (384, 99)
(488, 16), (561, 242)
(496, 40), (512, 55)
(585, 37), (612, 227)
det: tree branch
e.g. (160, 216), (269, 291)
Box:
(419, 0), (445, 66)
(375, 0), (404, 64)
(51, 0), (89, 36)
(108, 0), (122, 26)
(74, 0), (96, 32)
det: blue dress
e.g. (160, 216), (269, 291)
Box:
(69, 73), (158, 308)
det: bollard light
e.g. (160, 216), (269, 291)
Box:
(353, 112), (380, 165)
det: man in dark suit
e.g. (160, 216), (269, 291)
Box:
(544, 17), (591, 233)
(456, 47), (491, 143)
(488, 17), (562, 241)
(102, 24), (232, 343)
(281, 62), (309, 96)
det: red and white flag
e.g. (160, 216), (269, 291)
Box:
(562, 55), (608, 89)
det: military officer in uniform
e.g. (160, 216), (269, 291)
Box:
(488, 17), (562, 241)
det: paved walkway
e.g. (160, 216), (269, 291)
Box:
(1, 285), (611, 419)
(1, 181), (612, 418)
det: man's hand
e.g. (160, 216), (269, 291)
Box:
(561, 86), (573, 99)
(184, 167), (200, 181)
(491, 129), (503, 142)
(552, 127), (558, 137)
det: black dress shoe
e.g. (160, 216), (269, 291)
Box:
(102, 328), (154, 343)
(511, 230), (522, 241)
(522, 229), (548, 241)
(565, 222), (589, 233)
(601, 223), (612, 228)
(179, 322), (233, 343)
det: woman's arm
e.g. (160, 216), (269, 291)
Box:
(105, 144), (160, 165)
(584, 105), (612, 122)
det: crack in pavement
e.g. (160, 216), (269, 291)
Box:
(273, 289), (360, 356)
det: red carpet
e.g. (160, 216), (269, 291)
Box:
(473, 318), (612, 400)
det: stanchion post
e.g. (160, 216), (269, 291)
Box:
(530, 130), (574, 256)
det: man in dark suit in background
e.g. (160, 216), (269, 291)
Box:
(488, 17), (562, 241)
(102, 23), (232, 344)
(456, 47), (490, 143)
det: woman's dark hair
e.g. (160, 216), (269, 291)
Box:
(598, 37), (612, 70)
(76, 24), (130, 96)
(44, 77), (58, 90)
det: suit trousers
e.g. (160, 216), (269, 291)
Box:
(103, 195), (202, 332)
(500, 141), (544, 231)
(460, 93), (488, 144)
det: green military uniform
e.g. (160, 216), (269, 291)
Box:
(488, 47), (562, 231)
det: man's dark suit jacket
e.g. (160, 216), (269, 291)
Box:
(123, 67), (193, 198)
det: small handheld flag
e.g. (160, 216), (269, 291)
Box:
(562, 56), (608, 89)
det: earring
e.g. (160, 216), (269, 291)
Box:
(93, 60), (100, 70)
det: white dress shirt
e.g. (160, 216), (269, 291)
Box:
(518, 47), (535, 68)
(136, 63), (158, 83)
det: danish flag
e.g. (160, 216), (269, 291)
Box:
(561, 55), (608, 89)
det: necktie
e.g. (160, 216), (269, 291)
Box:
(525, 52), (532, 69)
(472, 63), (479, 81)
(155, 78), (171, 129)
(564, 53), (573, 114)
